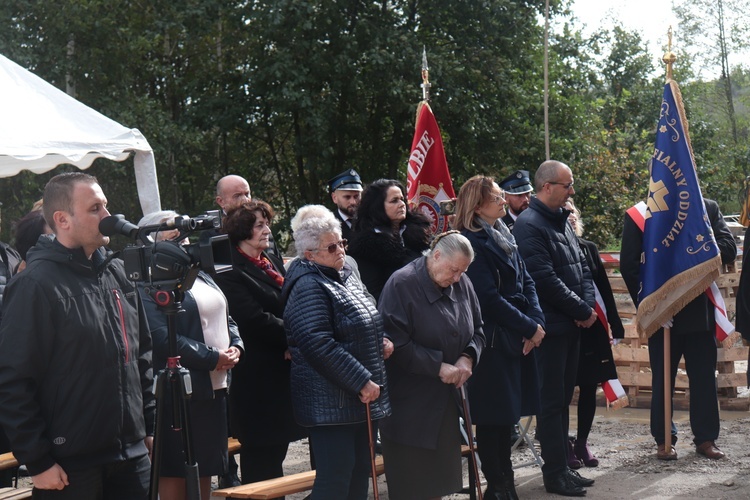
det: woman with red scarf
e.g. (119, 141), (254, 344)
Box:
(215, 201), (306, 487)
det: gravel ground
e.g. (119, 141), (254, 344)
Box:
(209, 403), (750, 499)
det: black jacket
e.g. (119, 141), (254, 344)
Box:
(513, 198), (595, 335)
(462, 227), (543, 424)
(621, 198), (736, 334)
(0, 235), (155, 475)
(347, 212), (431, 301)
(282, 258), (390, 427)
(139, 272), (243, 401)
(214, 248), (305, 446)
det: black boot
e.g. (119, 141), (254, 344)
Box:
(484, 483), (511, 500)
(504, 473), (519, 500)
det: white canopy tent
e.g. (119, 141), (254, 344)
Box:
(0, 53), (161, 215)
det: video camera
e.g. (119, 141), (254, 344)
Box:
(99, 211), (232, 293)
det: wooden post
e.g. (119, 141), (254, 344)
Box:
(663, 327), (672, 455)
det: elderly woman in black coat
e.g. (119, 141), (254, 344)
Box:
(137, 210), (243, 500)
(282, 212), (391, 500)
(454, 176), (545, 499)
(213, 201), (306, 486)
(377, 231), (485, 500)
(347, 178), (432, 301)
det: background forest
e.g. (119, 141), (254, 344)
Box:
(0, 0), (747, 250)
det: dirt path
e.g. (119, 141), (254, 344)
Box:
(210, 405), (750, 499)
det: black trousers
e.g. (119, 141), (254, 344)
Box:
(475, 424), (513, 488)
(648, 329), (719, 445)
(32, 455), (150, 500)
(536, 331), (580, 476)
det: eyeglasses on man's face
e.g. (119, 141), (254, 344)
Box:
(547, 181), (574, 190)
(313, 239), (348, 254)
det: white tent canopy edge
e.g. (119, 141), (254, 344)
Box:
(0, 53), (161, 216)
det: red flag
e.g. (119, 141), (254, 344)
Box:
(406, 101), (455, 234)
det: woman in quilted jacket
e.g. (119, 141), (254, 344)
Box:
(282, 209), (392, 500)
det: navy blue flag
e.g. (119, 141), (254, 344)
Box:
(635, 80), (721, 338)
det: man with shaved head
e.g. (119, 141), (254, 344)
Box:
(513, 160), (597, 497)
(216, 175), (252, 214)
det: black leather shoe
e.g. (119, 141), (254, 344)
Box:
(566, 468), (595, 487)
(218, 472), (241, 489)
(543, 473), (586, 497)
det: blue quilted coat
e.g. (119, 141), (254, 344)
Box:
(281, 258), (391, 426)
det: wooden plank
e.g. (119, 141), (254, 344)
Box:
(0, 487), (32, 500)
(214, 445), (472, 498)
(0, 453), (18, 471)
(228, 437), (241, 455)
(616, 369), (746, 389)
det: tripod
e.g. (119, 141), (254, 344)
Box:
(148, 287), (201, 500)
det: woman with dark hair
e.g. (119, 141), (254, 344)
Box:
(454, 175), (545, 499)
(214, 200), (306, 486)
(348, 179), (432, 301)
(565, 199), (624, 469)
(13, 208), (50, 271)
(137, 210), (243, 500)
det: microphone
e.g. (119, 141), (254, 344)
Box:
(99, 214), (139, 238)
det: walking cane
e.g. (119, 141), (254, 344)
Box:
(365, 402), (380, 500)
(460, 385), (483, 500)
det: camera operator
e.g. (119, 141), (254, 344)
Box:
(137, 210), (243, 500)
(0, 172), (155, 499)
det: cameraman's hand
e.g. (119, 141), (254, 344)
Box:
(32, 464), (68, 490)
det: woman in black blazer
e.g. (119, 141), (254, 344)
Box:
(454, 176), (546, 499)
(214, 201), (306, 486)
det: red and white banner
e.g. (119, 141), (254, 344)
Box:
(406, 101), (455, 234)
(593, 282), (630, 409)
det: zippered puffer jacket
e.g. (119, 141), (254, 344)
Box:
(0, 235), (154, 475)
(281, 258), (390, 426)
(512, 197), (595, 335)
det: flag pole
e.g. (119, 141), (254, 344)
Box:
(662, 27), (677, 458)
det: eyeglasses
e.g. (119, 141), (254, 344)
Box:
(489, 191), (506, 204)
(547, 181), (574, 190)
(313, 239), (348, 254)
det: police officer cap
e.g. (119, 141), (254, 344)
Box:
(499, 170), (533, 195)
(328, 169), (363, 193)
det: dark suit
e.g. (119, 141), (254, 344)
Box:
(502, 212), (516, 231)
(620, 199), (736, 446)
(214, 249), (306, 484)
(335, 210), (354, 241)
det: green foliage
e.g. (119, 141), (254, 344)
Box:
(0, 0), (746, 250)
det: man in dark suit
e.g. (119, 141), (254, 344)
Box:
(328, 169), (363, 241)
(621, 198), (736, 461)
(499, 170), (533, 231)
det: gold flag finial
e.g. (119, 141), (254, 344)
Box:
(663, 26), (677, 82)
(421, 46), (431, 101)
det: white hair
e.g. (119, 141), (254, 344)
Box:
(290, 204), (339, 232)
(293, 216), (342, 258)
(425, 231), (474, 262)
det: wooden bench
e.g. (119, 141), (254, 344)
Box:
(0, 487), (32, 500)
(0, 453), (18, 472)
(214, 445), (472, 499)
(228, 437), (241, 456)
